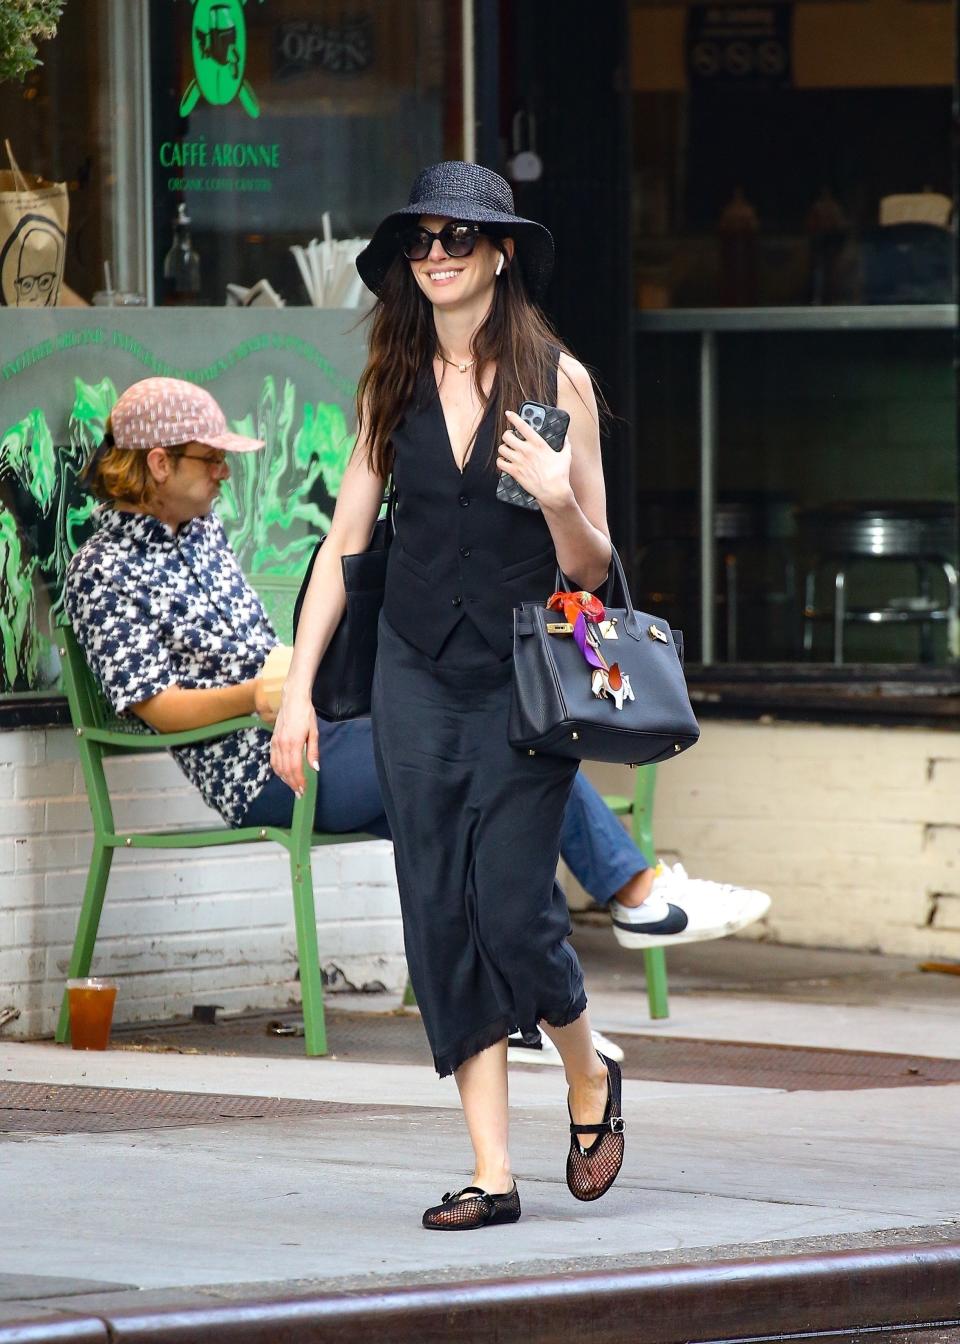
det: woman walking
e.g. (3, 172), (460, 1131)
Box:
(271, 162), (624, 1229)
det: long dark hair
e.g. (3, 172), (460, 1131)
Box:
(355, 239), (578, 480)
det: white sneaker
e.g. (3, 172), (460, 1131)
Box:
(506, 1028), (624, 1066)
(611, 861), (771, 950)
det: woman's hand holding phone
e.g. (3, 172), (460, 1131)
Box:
(497, 405), (573, 512)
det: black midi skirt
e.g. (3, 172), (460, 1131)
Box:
(371, 613), (586, 1077)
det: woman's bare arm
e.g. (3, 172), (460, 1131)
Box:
(496, 353), (611, 591)
(548, 354), (611, 588)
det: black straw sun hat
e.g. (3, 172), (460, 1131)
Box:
(356, 161), (554, 302)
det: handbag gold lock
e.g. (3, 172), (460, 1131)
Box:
(546, 622), (574, 635)
(648, 624), (668, 644)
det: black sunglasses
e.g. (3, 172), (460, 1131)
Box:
(400, 220), (482, 261)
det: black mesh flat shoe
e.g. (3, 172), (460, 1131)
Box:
(422, 1183), (521, 1231)
(566, 1052), (625, 1202)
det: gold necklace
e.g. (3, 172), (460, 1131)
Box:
(438, 353), (475, 374)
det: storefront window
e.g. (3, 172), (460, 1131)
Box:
(630, 0), (958, 672)
(0, 0), (120, 306)
(151, 0), (461, 306)
(631, 0), (954, 311)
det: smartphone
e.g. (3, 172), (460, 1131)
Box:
(496, 400), (571, 511)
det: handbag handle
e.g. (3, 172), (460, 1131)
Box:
(4, 139), (30, 192)
(383, 478), (397, 541)
(554, 544), (642, 640)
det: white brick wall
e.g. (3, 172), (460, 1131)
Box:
(0, 727), (406, 1039)
(584, 720), (960, 959)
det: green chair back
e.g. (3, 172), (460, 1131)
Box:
(249, 573), (304, 644)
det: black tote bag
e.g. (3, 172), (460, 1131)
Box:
(292, 489), (394, 722)
(508, 546), (700, 766)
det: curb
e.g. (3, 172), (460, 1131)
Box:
(4, 1241), (960, 1344)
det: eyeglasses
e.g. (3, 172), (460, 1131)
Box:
(14, 272), (56, 296)
(174, 449), (228, 469)
(400, 221), (481, 261)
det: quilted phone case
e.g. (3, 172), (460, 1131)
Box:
(496, 401), (570, 511)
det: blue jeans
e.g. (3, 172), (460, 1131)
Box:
(240, 717), (648, 904)
(242, 719), (392, 840)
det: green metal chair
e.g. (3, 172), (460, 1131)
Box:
(602, 766), (670, 1019)
(53, 620), (375, 1057)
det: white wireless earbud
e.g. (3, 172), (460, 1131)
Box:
(495, 253), (505, 277)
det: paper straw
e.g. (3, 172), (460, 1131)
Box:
(308, 238), (323, 306)
(292, 233), (370, 307)
(290, 246), (315, 304)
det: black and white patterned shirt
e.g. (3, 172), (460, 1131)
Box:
(65, 507), (277, 825)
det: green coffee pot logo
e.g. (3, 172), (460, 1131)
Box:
(180, 0), (260, 119)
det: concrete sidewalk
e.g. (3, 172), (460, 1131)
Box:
(2, 934), (959, 1340)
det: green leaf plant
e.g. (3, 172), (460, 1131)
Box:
(0, 1), (65, 83)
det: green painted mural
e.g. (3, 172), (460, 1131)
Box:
(0, 310), (366, 697)
(218, 374), (353, 573)
(0, 380), (97, 690)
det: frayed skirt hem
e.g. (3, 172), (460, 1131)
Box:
(540, 991), (588, 1033)
(434, 1013), (515, 1079)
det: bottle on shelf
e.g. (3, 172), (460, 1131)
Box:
(717, 186), (759, 307)
(806, 186), (848, 305)
(162, 202), (201, 305)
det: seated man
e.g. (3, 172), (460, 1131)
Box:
(66, 377), (770, 1002)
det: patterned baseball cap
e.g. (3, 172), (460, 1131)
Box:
(109, 377), (264, 453)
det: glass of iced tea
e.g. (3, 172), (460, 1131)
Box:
(66, 978), (118, 1050)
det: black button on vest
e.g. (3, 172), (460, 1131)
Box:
(383, 365), (558, 659)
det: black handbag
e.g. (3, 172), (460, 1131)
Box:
(292, 488), (394, 722)
(508, 546), (700, 766)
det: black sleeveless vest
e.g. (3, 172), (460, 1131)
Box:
(383, 362), (558, 659)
